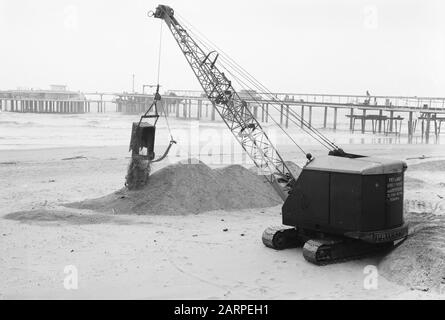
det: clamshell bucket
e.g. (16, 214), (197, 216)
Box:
(129, 122), (156, 160)
(125, 85), (176, 190)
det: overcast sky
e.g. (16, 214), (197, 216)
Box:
(0, 0), (444, 96)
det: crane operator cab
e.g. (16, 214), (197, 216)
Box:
(263, 155), (409, 265)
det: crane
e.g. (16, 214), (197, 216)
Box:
(149, 4), (409, 265)
(151, 5), (321, 199)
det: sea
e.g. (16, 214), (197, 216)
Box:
(0, 108), (441, 153)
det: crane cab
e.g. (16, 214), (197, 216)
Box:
(282, 155), (408, 243)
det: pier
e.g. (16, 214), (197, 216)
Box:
(0, 87), (89, 114)
(1, 88), (445, 142)
(157, 91), (445, 142)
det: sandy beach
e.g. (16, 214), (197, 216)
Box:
(2, 0), (445, 304)
(1, 140), (444, 299)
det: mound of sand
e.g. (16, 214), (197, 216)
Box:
(379, 211), (445, 291)
(66, 160), (282, 215)
(381, 164), (445, 292)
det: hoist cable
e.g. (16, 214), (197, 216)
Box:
(176, 14), (339, 151)
(176, 20), (315, 153)
(155, 20), (175, 143)
(177, 17), (332, 152)
(221, 68), (312, 155)
(156, 21), (163, 85)
(175, 22), (308, 155)
(162, 106), (174, 140)
(224, 67), (332, 152)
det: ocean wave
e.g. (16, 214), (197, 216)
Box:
(0, 120), (44, 127)
(0, 120), (22, 125)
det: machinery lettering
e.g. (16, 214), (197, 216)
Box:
(387, 175), (403, 202)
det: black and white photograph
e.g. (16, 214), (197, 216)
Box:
(1, 0), (444, 303)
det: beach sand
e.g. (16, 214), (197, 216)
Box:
(1, 111), (445, 299)
(1, 141), (444, 299)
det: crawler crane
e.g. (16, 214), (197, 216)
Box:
(147, 5), (408, 265)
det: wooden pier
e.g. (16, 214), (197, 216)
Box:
(0, 88), (89, 114)
(0, 98), (90, 114)
(156, 91), (445, 142)
(2, 88), (445, 142)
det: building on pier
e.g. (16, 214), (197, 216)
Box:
(3, 85), (84, 100)
(0, 86), (88, 113)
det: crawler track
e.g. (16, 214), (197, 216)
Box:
(302, 238), (395, 265)
(262, 226), (302, 250)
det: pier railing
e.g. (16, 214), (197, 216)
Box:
(165, 90), (445, 111)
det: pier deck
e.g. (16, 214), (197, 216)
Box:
(2, 90), (444, 142)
